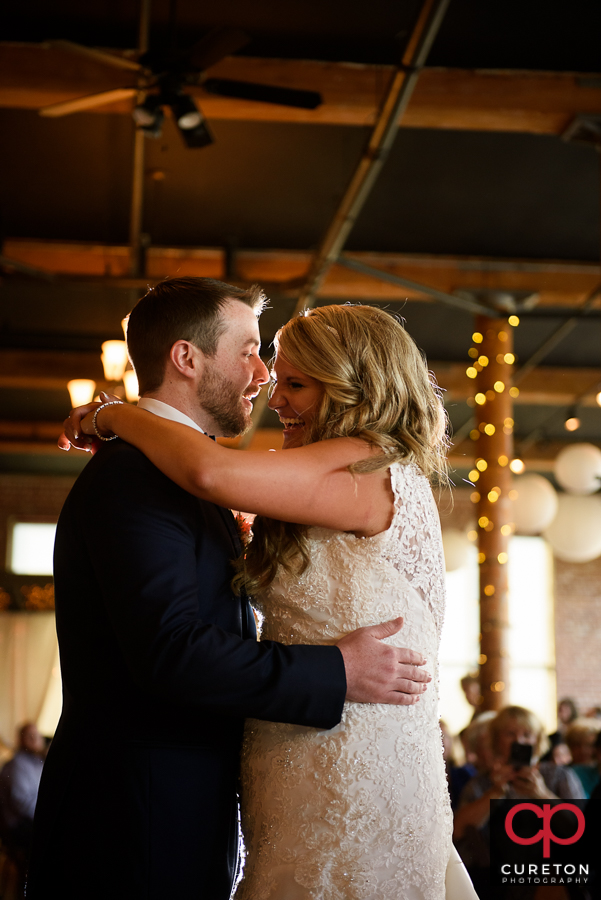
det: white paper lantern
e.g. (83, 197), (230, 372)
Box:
(511, 473), (558, 535)
(555, 443), (601, 495)
(543, 494), (601, 563)
(442, 529), (472, 572)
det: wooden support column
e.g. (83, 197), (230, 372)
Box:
(468, 316), (517, 711)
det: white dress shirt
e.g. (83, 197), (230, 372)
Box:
(137, 397), (205, 434)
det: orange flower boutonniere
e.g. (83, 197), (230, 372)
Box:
(233, 512), (253, 550)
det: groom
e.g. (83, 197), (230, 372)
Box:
(29, 277), (431, 899)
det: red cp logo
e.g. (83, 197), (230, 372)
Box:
(505, 803), (585, 858)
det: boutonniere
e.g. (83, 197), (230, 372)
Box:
(233, 511), (253, 550)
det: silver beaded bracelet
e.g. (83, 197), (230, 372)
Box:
(92, 400), (124, 441)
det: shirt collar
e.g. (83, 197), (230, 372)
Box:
(137, 397), (205, 433)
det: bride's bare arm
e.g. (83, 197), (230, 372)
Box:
(83, 402), (392, 534)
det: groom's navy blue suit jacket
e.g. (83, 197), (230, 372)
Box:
(28, 439), (346, 899)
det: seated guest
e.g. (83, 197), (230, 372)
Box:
(566, 718), (601, 797)
(549, 697), (579, 744)
(0, 722), (46, 898)
(0, 723), (46, 856)
(453, 705), (584, 899)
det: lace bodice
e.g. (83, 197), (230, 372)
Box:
(236, 463), (453, 900)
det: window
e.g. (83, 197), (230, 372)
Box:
(439, 536), (555, 734)
(8, 521), (57, 576)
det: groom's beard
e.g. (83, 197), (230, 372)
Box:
(196, 368), (252, 438)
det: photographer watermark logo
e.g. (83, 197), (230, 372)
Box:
(505, 802), (585, 858)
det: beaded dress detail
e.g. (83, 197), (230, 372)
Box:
(236, 463), (453, 900)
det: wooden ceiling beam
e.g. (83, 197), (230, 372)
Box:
(0, 348), (598, 407)
(3, 239), (600, 308)
(1, 43), (600, 134)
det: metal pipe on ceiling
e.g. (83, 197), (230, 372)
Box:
(334, 254), (495, 316)
(292, 0), (452, 317)
(128, 0), (152, 278)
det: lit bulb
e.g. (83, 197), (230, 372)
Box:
(123, 370), (139, 403)
(509, 458), (525, 474)
(67, 379), (96, 408)
(509, 386), (520, 398)
(565, 416), (580, 432)
(596, 391), (601, 407)
(475, 393), (486, 405)
(472, 332), (483, 343)
(508, 316), (520, 326)
(466, 367), (478, 379)
(494, 381), (505, 393)
(101, 340), (129, 382)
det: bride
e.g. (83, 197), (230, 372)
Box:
(74, 303), (476, 900)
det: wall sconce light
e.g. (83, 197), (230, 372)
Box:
(123, 370), (139, 403)
(101, 340), (129, 382)
(67, 379), (96, 408)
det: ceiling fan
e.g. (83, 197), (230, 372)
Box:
(38, 19), (322, 148)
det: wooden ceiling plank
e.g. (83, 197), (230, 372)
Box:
(1, 44), (600, 134)
(3, 240), (599, 308)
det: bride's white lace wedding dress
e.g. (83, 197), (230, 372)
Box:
(236, 463), (477, 900)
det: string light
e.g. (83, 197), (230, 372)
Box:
(466, 367), (478, 379)
(508, 315), (520, 326)
(564, 407), (581, 432)
(469, 469), (480, 482)
(498, 552), (508, 564)
(494, 381), (505, 393)
(478, 356), (489, 367)
(509, 386), (519, 398)
(472, 332), (483, 343)
(471, 492), (481, 503)
(470, 429), (480, 441)
(468, 348), (479, 359)
(484, 424), (495, 436)
(476, 459), (488, 471)
(475, 393), (486, 405)
(498, 455), (509, 466)
(484, 585), (495, 596)
(596, 391), (601, 407)
(478, 516), (489, 528)
(509, 458), (525, 474)
(501, 524), (513, 536)
(478, 552), (486, 564)
(467, 530), (478, 542)
(504, 353), (515, 364)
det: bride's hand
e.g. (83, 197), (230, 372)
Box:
(58, 391), (119, 453)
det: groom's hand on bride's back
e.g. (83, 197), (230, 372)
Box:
(336, 617), (431, 705)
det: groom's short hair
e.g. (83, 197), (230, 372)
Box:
(126, 277), (266, 394)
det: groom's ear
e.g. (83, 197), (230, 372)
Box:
(169, 340), (204, 380)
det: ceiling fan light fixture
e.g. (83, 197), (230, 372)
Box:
(178, 111), (214, 149)
(170, 94), (203, 130)
(132, 94), (162, 128)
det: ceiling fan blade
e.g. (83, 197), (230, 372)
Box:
(48, 40), (142, 72)
(188, 27), (251, 71)
(203, 78), (322, 110)
(39, 88), (137, 117)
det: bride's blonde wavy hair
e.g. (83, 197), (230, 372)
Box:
(235, 304), (449, 595)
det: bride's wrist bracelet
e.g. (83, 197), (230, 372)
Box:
(92, 400), (124, 442)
